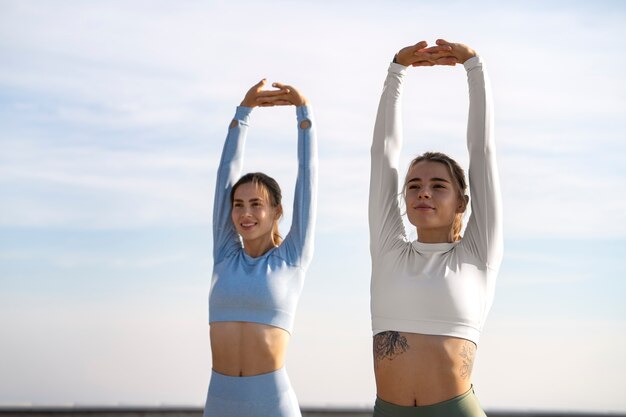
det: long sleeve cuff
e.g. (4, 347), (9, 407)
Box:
(389, 62), (408, 75)
(235, 106), (253, 121)
(463, 55), (483, 71)
(296, 105), (313, 122)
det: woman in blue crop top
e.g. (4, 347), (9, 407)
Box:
(204, 79), (317, 417)
(369, 39), (503, 417)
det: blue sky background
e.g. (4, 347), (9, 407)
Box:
(1, 0), (625, 412)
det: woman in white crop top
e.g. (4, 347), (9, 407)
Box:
(369, 39), (503, 417)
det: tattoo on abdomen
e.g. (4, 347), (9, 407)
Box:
(374, 331), (409, 362)
(459, 341), (476, 380)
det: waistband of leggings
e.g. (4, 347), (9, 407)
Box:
(374, 387), (478, 417)
(208, 367), (292, 401)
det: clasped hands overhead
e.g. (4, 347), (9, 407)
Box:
(394, 38), (477, 67)
(240, 79), (308, 108)
(240, 38), (478, 108)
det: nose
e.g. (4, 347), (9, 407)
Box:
(417, 187), (431, 199)
(235, 206), (252, 217)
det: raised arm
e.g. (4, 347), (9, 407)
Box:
(260, 84), (318, 266)
(368, 58), (407, 256)
(281, 104), (317, 266)
(213, 79), (286, 261)
(436, 40), (503, 268)
(369, 41), (454, 255)
(213, 105), (250, 261)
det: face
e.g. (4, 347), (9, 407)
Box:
(231, 182), (281, 244)
(404, 160), (466, 243)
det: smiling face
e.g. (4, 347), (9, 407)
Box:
(404, 160), (467, 243)
(231, 181), (282, 249)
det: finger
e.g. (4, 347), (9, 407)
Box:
(435, 39), (457, 51)
(413, 40), (428, 51)
(412, 60), (435, 67)
(422, 51), (454, 61)
(434, 56), (458, 65)
(413, 53), (447, 65)
(419, 45), (452, 54)
(256, 89), (286, 97)
(271, 82), (291, 92)
(257, 94), (290, 103)
(253, 78), (268, 90)
(258, 100), (291, 106)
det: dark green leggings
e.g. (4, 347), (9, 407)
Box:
(373, 387), (486, 417)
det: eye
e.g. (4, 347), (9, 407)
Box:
(433, 184), (446, 189)
(408, 184), (419, 190)
(233, 202), (243, 208)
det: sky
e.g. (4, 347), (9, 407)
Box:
(1, 0), (625, 413)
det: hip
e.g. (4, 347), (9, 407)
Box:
(374, 387), (485, 417)
(204, 367), (301, 417)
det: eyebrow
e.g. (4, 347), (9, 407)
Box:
(233, 197), (264, 202)
(407, 177), (451, 184)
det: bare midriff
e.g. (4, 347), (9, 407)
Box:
(374, 332), (476, 406)
(210, 321), (290, 376)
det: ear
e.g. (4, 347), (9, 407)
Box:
(274, 204), (283, 220)
(457, 195), (469, 213)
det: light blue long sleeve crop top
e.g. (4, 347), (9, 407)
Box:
(209, 105), (317, 334)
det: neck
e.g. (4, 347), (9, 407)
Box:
(242, 235), (276, 258)
(416, 227), (455, 244)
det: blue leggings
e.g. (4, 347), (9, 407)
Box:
(203, 367), (301, 417)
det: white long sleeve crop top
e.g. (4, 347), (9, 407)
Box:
(369, 56), (503, 345)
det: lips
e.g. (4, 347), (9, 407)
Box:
(414, 204), (435, 210)
(240, 221), (257, 229)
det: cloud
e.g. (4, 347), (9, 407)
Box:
(1, 1), (625, 239)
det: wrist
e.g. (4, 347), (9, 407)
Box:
(461, 49), (477, 64)
(393, 52), (407, 66)
(294, 96), (309, 106)
(393, 52), (411, 67)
